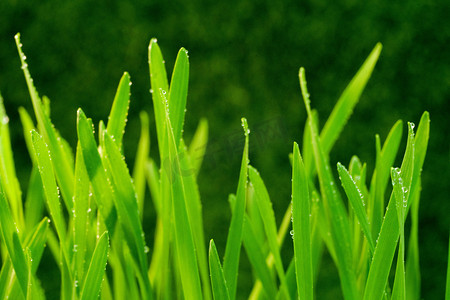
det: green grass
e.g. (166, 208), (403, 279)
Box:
(0, 33), (446, 300)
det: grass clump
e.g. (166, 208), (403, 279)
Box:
(0, 33), (446, 300)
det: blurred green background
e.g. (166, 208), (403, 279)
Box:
(1, 0), (449, 298)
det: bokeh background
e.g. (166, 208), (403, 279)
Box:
(1, 0), (449, 298)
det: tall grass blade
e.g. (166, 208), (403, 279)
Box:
(223, 118), (249, 300)
(405, 185), (421, 300)
(133, 111), (150, 220)
(209, 240), (230, 300)
(292, 143), (313, 300)
(188, 118), (208, 176)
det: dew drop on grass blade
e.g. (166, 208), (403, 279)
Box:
(291, 143), (314, 300)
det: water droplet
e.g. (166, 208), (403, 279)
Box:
(2, 116), (9, 124)
(290, 229), (294, 239)
(144, 246), (150, 253)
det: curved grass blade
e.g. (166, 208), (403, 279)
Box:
(223, 118), (249, 300)
(320, 43), (382, 154)
(337, 162), (375, 253)
(188, 118), (209, 176)
(0, 184), (28, 297)
(292, 143), (313, 300)
(77, 109), (117, 233)
(80, 232), (109, 300)
(300, 68), (358, 300)
(248, 166), (287, 293)
(15, 34), (74, 212)
(133, 111), (150, 220)
(364, 114), (429, 300)
(209, 240), (230, 300)
(168, 47), (189, 147)
(106, 72), (131, 150)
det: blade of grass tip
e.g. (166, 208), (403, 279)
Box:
(80, 232), (109, 300)
(248, 166), (288, 295)
(292, 143), (314, 300)
(0, 183), (28, 297)
(0, 94), (24, 229)
(299, 67), (358, 300)
(15, 34), (74, 212)
(162, 103), (202, 299)
(405, 182), (421, 300)
(369, 120), (403, 239)
(364, 115), (429, 300)
(77, 108), (117, 233)
(223, 118), (250, 299)
(446, 233), (450, 300)
(148, 38), (169, 156)
(168, 47), (189, 147)
(106, 72), (131, 150)
(320, 43), (382, 154)
(188, 118), (209, 177)
(133, 111), (150, 220)
(302, 109), (319, 178)
(102, 131), (153, 299)
(31, 130), (67, 243)
(337, 162), (375, 254)
(179, 140), (212, 300)
(209, 239), (230, 300)
(73, 142), (91, 283)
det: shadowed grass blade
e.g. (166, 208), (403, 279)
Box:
(168, 48), (189, 147)
(106, 72), (131, 150)
(16, 34), (74, 212)
(292, 143), (313, 300)
(80, 232), (109, 300)
(188, 118), (209, 176)
(405, 184), (421, 300)
(209, 240), (230, 300)
(223, 118), (249, 300)
(300, 68), (358, 300)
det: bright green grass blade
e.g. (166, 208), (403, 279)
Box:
(292, 143), (314, 300)
(106, 72), (131, 150)
(133, 111), (150, 220)
(300, 68), (358, 300)
(0, 94), (24, 229)
(320, 43), (382, 154)
(168, 47), (189, 147)
(364, 114), (429, 300)
(24, 167), (45, 230)
(145, 158), (161, 215)
(0, 184), (28, 297)
(77, 109), (117, 232)
(405, 184), (421, 300)
(31, 130), (67, 242)
(276, 257), (297, 300)
(179, 140), (212, 300)
(15, 34), (74, 212)
(188, 118), (209, 176)
(209, 239), (230, 300)
(18, 107), (36, 162)
(80, 232), (109, 300)
(242, 215), (277, 299)
(73, 143), (90, 283)
(223, 118), (249, 300)
(302, 109), (318, 178)
(102, 131), (152, 298)
(163, 109), (202, 299)
(337, 162), (375, 253)
(248, 166), (287, 290)
(148, 38), (169, 154)
(446, 234), (450, 300)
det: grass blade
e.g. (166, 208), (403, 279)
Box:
(223, 118), (250, 300)
(405, 184), (421, 300)
(168, 48), (189, 147)
(133, 111), (150, 220)
(209, 240), (230, 300)
(80, 232), (109, 300)
(188, 118), (209, 176)
(106, 72), (131, 150)
(292, 143), (314, 300)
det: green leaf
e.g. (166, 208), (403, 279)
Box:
(300, 68), (358, 300)
(106, 72), (131, 150)
(292, 143), (314, 300)
(223, 118), (249, 300)
(337, 162), (375, 253)
(15, 34), (74, 212)
(168, 48), (189, 147)
(320, 43), (382, 154)
(133, 111), (150, 220)
(77, 109), (117, 233)
(209, 240), (230, 300)
(188, 118), (209, 176)
(80, 232), (109, 300)
(405, 184), (421, 300)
